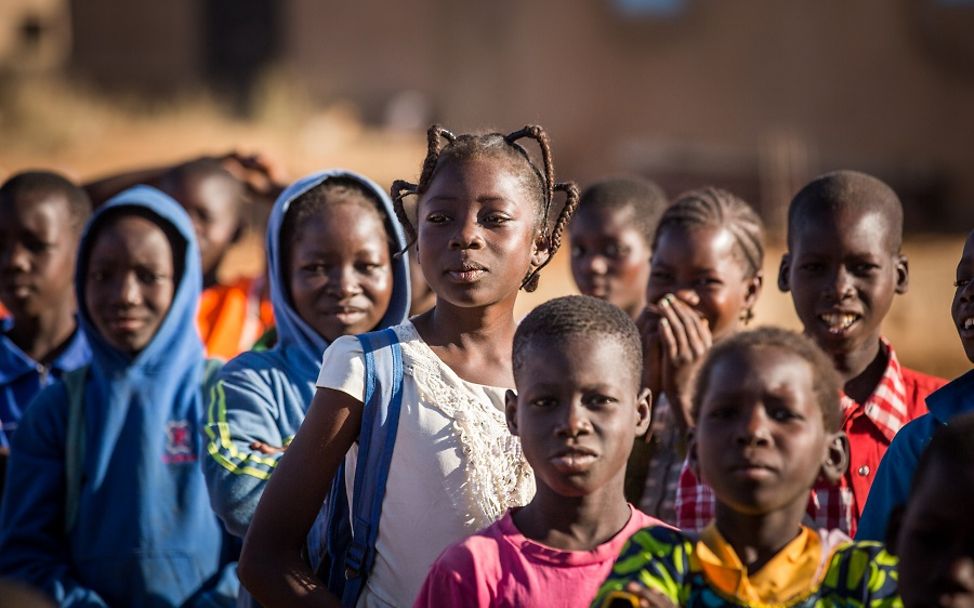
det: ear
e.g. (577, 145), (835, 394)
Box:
(530, 233), (551, 271)
(743, 270), (764, 318)
(634, 388), (652, 436)
(505, 389), (519, 436)
(778, 253), (792, 293)
(895, 254), (909, 295)
(820, 431), (850, 486)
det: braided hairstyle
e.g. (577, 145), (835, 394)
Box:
(391, 125), (579, 292)
(652, 187), (765, 323)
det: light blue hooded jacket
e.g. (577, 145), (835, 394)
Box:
(202, 169), (410, 540)
(0, 186), (237, 607)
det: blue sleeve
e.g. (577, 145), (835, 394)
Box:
(201, 364), (287, 539)
(856, 415), (937, 541)
(0, 383), (109, 607)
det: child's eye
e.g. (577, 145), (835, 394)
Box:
(585, 394), (617, 408)
(425, 213), (450, 224)
(650, 270), (673, 283)
(89, 270), (108, 282)
(852, 263), (879, 276)
(695, 277), (724, 289)
(482, 213), (511, 226)
(603, 244), (622, 259)
(356, 261), (383, 274)
(570, 245), (584, 258)
(798, 262), (824, 273)
(530, 397), (559, 409)
(768, 407), (801, 422)
(137, 269), (166, 284)
(955, 277), (971, 288)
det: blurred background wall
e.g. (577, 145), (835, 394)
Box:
(1, 0), (973, 375)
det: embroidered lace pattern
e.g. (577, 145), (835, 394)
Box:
(393, 323), (535, 529)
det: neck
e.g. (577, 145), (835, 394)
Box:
(202, 268), (220, 290)
(512, 476), (631, 551)
(623, 296), (647, 322)
(713, 498), (806, 573)
(8, 305), (78, 365)
(831, 336), (886, 403)
(414, 296), (518, 349)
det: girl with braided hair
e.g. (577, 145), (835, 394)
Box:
(627, 187), (766, 526)
(239, 125), (579, 607)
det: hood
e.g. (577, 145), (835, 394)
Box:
(266, 169), (410, 378)
(76, 185), (203, 375)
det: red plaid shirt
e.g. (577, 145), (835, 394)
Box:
(675, 340), (945, 537)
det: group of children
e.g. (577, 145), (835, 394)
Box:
(0, 122), (971, 608)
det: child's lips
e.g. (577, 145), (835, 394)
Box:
(549, 447), (598, 473)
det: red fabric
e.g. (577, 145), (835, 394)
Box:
(675, 340), (945, 536)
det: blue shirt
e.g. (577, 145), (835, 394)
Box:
(856, 369), (974, 541)
(0, 317), (90, 449)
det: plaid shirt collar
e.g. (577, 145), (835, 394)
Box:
(839, 338), (909, 443)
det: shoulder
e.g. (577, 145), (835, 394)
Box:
(887, 413), (939, 459)
(219, 350), (285, 386)
(824, 541), (899, 600)
(13, 380), (71, 446)
(900, 365), (948, 408)
(431, 520), (506, 574)
(615, 525), (693, 565)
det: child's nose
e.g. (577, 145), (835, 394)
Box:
(1, 242), (31, 272)
(449, 217), (484, 250)
(585, 254), (609, 276)
(735, 406), (772, 446)
(326, 265), (362, 297)
(673, 287), (700, 307)
(557, 402), (592, 437)
(826, 267), (856, 301)
(117, 273), (142, 305)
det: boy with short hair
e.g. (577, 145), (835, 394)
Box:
(593, 328), (900, 607)
(676, 170), (945, 537)
(0, 171), (92, 478)
(414, 295), (665, 607)
(857, 229), (974, 540)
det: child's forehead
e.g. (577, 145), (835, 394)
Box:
(792, 203), (897, 252)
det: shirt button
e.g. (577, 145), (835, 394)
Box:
(857, 465), (870, 476)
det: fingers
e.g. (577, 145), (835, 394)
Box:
(658, 294), (711, 364)
(623, 582), (678, 608)
(250, 440), (286, 455)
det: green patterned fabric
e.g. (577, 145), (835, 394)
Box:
(592, 526), (901, 607)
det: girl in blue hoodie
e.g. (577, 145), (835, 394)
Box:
(201, 170), (410, 540)
(0, 186), (237, 607)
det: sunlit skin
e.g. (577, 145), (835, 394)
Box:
(237, 154), (552, 607)
(639, 224), (762, 429)
(896, 462), (974, 608)
(288, 203), (393, 343)
(84, 216), (175, 355)
(779, 206), (907, 402)
(506, 336), (650, 551)
(0, 194), (81, 363)
(167, 173), (242, 288)
(951, 231), (974, 363)
(411, 157), (547, 387)
(570, 206), (651, 320)
(693, 346), (847, 572)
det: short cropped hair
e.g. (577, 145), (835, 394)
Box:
(513, 295), (643, 389)
(787, 170), (904, 253)
(691, 326), (842, 432)
(577, 177), (668, 247)
(0, 170), (92, 229)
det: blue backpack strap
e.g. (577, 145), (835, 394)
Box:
(63, 365), (89, 534)
(341, 327), (405, 606)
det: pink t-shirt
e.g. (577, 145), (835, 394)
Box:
(413, 505), (663, 608)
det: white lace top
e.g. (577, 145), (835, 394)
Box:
(316, 321), (535, 607)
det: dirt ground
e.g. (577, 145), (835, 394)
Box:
(2, 80), (968, 379)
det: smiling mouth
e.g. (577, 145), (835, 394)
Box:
(961, 316), (974, 333)
(106, 317), (145, 332)
(819, 312), (861, 335)
(446, 264), (488, 283)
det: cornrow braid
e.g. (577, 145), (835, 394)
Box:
(391, 123), (578, 292)
(652, 187), (765, 323)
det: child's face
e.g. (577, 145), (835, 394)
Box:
(288, 203), (393, 343)
(417, 158), (543, 309)
(951, 232), (974, 363)
(569, 206), (651, 319)
(506, 335), (650, 498)
(647, 224), (759, 341)
(780, 206), (906, 357)
(695, 346), (834, 517)
(896, 462), (974, 608)
(84, 216), (175, 354)
(171, 174), (241, 279)
(0, 194), (79, 320)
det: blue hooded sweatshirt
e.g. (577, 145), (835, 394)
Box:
(202, 169), (410, 539)
(0, 186), (237, 607)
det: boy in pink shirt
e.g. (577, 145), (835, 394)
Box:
(414, 295), (667, 607)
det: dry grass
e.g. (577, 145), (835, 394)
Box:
(2, 77), (968, 380)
